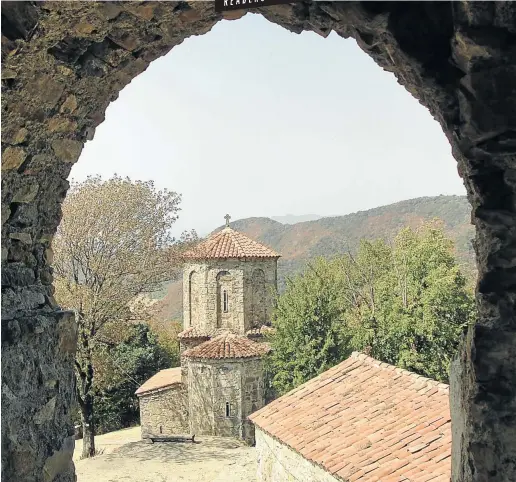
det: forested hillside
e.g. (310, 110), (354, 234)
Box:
(159, 195), (475, 322)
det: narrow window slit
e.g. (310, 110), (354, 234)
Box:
(223, 290), (229, 313)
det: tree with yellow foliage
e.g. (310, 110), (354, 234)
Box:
(53, 175), (189, 458)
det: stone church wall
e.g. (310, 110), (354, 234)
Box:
(212, 361), (243, 439)
(183, 258), (278, 336)
(188, 361), (215, 435)
(214, 269), (241, 331)
(183, 262), (209, 329)
(187, 357), (265, 444)
(243, 259), (277, 331)
(255, 428), (337, 482)
(139, 384), (189, 438)
(241, 358), (266, 445)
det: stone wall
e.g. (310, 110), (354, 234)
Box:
(212, 361), (243, 439)
(215, 270), (239, 331)
(241, 358), (266, 445)
(187, 357), (265, 444)
(255, 428), (337, 482)
(243, 259), (277, 332)
(2, 2), (516, 480)
(183, 258), (277, 335)
(188, 360), (215, 436)
(250, 268), (266, 327)
(138, 384), (189, 438)
(186, 269), (201, 329)
(183, 262), (208, 329)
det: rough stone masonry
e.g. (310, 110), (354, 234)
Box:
(1, 2), (515, 481)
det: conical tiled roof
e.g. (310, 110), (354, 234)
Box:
(178, 327), (227, 340)
(182, 332), (270, 360)
(183, 227), (280, 260)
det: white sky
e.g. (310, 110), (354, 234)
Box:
(71, 14), (466, 237)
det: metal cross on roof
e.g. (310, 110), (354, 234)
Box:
(224, 214), (231, 227)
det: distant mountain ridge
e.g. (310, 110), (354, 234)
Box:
(159, 195), (475, 322)
(271, 214), (323, 224)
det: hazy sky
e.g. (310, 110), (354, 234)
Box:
(71, 13), (466, 237)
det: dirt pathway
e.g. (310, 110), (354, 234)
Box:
(74, 427), (257, 482)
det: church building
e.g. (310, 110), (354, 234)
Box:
(136, 216), (280, 444)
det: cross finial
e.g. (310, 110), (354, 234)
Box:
(224, 214), (231, 228)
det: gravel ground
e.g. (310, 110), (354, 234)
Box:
(74, 427), (257, 482)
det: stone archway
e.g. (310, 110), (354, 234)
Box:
(1, 2), (515, 481)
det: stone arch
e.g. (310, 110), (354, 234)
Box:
(216, 270), (233, 329)
(1, 2), (516, 481)
(251, 268), (266, 327)
(188, 270), (200, 328)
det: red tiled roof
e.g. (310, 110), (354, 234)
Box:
(178, 327), (212, 340)
(249, 352), (451, 482)
(135, 367), (182, 396)
(182, 332), (271, 360)
(246, 325), (275, 337)
(183, 227), (280, 260)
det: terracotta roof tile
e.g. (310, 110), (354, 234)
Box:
(246, 325), (275, 337)
(249, 352), (451, 481)
(182, 332), (271, 360)
(183, 227), (280, 260)
(177, 327), (228, 339)
(135, 367), (182, 396)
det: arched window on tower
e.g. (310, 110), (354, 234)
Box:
(216, 271), (233, 328)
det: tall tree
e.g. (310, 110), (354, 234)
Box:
(268, 221), (475, 395)
(267, 257), (351, 395)
(346, 222), (475, 381)
(52, 175), (184, 458)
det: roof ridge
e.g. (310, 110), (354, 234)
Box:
(183, 332), (270, 359)
(228, 229), (246, 257)
(350, 351), (449, 394)
(249, 353), (452, 481)
(183, 226), (280, 260)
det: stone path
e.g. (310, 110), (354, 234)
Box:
(74, 427), (257, 482)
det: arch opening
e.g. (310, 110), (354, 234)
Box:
(216, 270), (233, 329)
(1, 3), (516, 482)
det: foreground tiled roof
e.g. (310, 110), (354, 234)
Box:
(182, 332), (271, 360)
(183, 227), (280, 260)
(135, 367), (182, 396)
(249, 352), (451, 482)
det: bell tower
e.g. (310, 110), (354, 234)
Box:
(182, 215), (280, 335)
